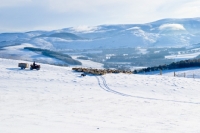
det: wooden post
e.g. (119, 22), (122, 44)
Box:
(174, 72), (176, 77)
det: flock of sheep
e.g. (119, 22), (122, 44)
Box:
(72, 67), (133, 75)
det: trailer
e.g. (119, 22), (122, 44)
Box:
(18, 63), (29, 69)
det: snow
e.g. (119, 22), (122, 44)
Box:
(165, 52), (200, 60)
(143, 67), (200, 79)
(1, 58), (200, 133)
(159, 24), (186, 31)
(136, 48), (148, 54)
(71, 56), (104, 69)
(69, 26), (101, 33)
(0, 43), (67, 65)
(1, 18), (200, 50)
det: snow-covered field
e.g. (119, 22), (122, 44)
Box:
(142, 67), (200, 79)
(165, 52), (200, 60)
(71, 56), (104, 69)
(0, 43), (65, 64)
(1, 58), (200, 133)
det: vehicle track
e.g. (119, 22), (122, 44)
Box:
(95, 76), (131, 97)
(95, 76), (110, 93)
(95, 76), (200, 105)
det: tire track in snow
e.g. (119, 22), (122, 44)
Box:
(100, 76), (132, 97)
(95, 76), (200, 105)
(95, 76), (110, 93)
(95, 76), (131, 97)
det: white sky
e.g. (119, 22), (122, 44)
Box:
(0, 0), (200, 32)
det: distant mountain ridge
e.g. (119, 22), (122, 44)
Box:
(1, 17), (200, 50)
(33, 32), (84, 40)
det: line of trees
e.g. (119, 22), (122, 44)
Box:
(134, 58), (200, 73)
(24, 47), (82, 65)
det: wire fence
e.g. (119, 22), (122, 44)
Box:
(157, 70), (200, 79)
(174, 72), (200, 79)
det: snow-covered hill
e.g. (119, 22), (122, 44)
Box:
(1, 58), (200, 133)
(1, 18), (200, 50)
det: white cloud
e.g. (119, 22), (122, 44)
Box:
(0, 0), (31, 7)
(46, 0), (132, 12)
(42, 0), (200, 24)
(174, 1), (200, 17)
(0, 0), (200, 32)
(159, 24), (186, 31)
(40, 0), (170, 18)
(155, 0), (200, 19)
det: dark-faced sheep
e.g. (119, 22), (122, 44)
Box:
(81, 73), (86, 77)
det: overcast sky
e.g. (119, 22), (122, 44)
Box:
(0, 0), (200, 32)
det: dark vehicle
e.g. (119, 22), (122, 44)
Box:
(30, 62), (40, 70)
(30, 64), (40, 70)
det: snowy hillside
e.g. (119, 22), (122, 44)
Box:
(1, 58), (200, 133)
(0, 43), (69, 65)
(1, 18), (200, 69)
(1, 18), (200, 50)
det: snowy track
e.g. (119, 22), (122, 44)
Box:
(96, 76), (132, 97)
(95, 76), (200, 105)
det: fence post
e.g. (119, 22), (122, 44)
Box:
(174, 72), (176, 77)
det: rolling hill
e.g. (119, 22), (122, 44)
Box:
(0, 18), (200, 50)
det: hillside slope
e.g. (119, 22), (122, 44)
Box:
(1, 58), (200, 133)
(1, 18), (200, 50)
